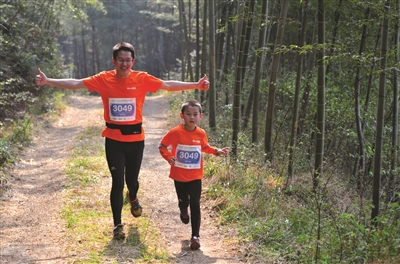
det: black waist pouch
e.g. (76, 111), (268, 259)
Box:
(106, 122), (142, 135)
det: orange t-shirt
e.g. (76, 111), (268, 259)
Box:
(159, 124), (217, 182)
(83, 70), (163, 142)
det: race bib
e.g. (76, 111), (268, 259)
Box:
(175, 144), (201, 169)
(109, 98), (136, 122)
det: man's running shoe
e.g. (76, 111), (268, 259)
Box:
(113, 224), (125, 240)
(126, 191), (142, 217)
(180, 209), (190, 224)
(190, 236), (201, 250)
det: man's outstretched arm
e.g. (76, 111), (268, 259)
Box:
(160, 75), (209, 92)
(36, 68), (87, 90)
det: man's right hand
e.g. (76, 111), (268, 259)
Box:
(35, 68), (47, 86)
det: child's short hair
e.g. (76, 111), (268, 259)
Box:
(181, 100), (202, 114)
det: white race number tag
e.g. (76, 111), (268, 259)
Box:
(175, 144), (201, 169)
(109, 98), (136, 122)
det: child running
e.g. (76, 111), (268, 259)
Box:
(158, 99), (229, 250)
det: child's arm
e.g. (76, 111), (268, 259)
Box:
(158, 143), (177, 165)
(216, 147), (230, 156)
(202, 144), (230, 156)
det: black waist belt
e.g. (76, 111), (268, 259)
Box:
(106, 122), (142, 135)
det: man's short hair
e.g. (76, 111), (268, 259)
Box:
(113, 42), (135, 59)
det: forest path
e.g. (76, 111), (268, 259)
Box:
(0, 94), (242, 263)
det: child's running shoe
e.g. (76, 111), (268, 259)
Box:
(180, 209), (190, 224)
(113, 224), (125, 240)
(190, 236), (200, 250)
(126, 191), (142, 217)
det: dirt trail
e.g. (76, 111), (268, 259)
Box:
(0, 94), (242, 263)
(0, 95), (103, 263)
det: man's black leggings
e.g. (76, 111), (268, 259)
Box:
(105, 138), (144, 226)
(174, 179), (202, 238)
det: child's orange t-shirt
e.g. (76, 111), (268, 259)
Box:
(83, 70), (163, 142)
(159, 124), (217, 182)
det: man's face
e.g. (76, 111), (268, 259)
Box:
(112, 50), (134, 78)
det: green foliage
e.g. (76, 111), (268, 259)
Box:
(205, 153), (400, 262)
(199, 94), (400, 262)
(0, 117), (32, 166)
(29, 91), (67, 115)
(0, 137), (11, 167)
(0, 0), (69, 128)
(10, 118), (32, 146)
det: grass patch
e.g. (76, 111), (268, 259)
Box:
(62, 119), (171, 263)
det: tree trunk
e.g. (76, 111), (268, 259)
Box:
(201, 0), (208, 103)
(298, 14), (317, 137)
(218, 2), (234, 106)
(251, 0), (269, 143)
(362, 26), (381, 177)
(195, 0), (200, 99)
(179, 0), (194, 81)
(241, 0), (255, 83)
(216, 2), (228, 75)
(388, 0), (399, 204)
(314, 4), (325, 262)
(178, 0), (186, 81)
(242, 0), (256, 129)
(73, 27), (79, 78)
(353, 7), (370, 186)
(158, 17), (166, 77)
(313, 0), (325, 191)
(325, 0), (342, 80)
(287, 0), (309, 184)
(231, 0), (246, 157)
(371, 0), (390, 225)
(91, 25), (96, 76)
(264, 0), (289, 161)
(81, 24), (88, 78)
(208, 0), (216, 129)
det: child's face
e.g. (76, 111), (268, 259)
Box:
(180, 105), (202, 130)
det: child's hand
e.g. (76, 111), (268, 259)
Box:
(217, 147), (230, 156)
(169, 157), (177, 165)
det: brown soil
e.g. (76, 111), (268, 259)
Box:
(0, 94), (243, 263)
